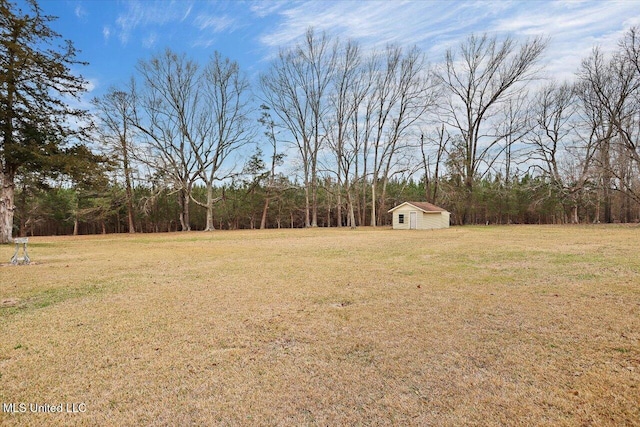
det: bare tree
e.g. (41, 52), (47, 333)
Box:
(132, 50), (252, 231)
(435, 33), (547, 223)
(368, 45), (435, 226)
(495, 94), (531, 184)
(614, 28), (640, 210)
(260, 28), (337, 227)
(132, 49), (200, 231)
(528, 82), (577, 184)
(420, 125), (449, 205)
(325, 39), (365, 228)
(191, 51), (253, 231)
(621, 26), (640, 75)
(528, 82), (593, 223)
(92, 84), (138, 233)
(578, 43), (640, 222)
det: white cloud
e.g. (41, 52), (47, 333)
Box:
(102, 26), (111, 42)
(74, 4), (88, 20)
(491, 1), (640, 79)
(254, 0), (536, 66)
(182, 4), (194, 22)
(113, 0), (193, 46)
(254, 0), (640, 81)
(115, 2), (144, 45)
(194, 14), (236, 33)
(191, 37), (217, 49)
(250, 1), (288, 18)
(109, 0), (246, 49)
(143, 32), (158, 49)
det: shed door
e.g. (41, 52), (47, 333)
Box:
(409, 211), (417, 229)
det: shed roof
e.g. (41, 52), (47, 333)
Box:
(388, 201), (447, 213)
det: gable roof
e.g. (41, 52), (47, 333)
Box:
(388, 201), (447, 213)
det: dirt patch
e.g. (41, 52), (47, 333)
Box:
(1, 298), (20, 307)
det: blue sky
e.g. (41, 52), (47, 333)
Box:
(19, 0), (640, 103)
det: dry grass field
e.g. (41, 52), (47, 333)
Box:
(0, 225), (639, 426)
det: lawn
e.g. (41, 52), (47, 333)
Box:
(1, 225), (639, 426)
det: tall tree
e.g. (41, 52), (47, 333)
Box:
(0, 0), (89, 243)
(132, 50), (251, 231)
(528, 82), (577, 185)
(420, 125), (449, 205)
(92, 84), (138, 233)
(132, 49), (200, 231)
(192, 51), (253, 231)
(367, 45), (435, 226)
(435, 33), (547, 223)
(618, 27), (640, 171)
(326, 39), (364, 228)
(260, 28), (337, 227)
(257, 105), (285, 229)
(351, 53), (379, 226)
(578, 43), (640, 222)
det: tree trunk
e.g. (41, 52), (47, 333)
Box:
(123, 148), (136, 234)
(603, 181), (612, 223)
(204, 185), (215, 231)
(370, 182), (376, 227)
(304, 178), (311, 227)
(0, 170), (16, 244)
(336, 190), (342, 227)
(326, 203), (331, 227)
(18, 181), (27, 238)
(464, 177), (474, 224)
(602, 138), (613, 223)
(179, 189), (191, 231)
(260, 195), (270, 230)
(311, 180), (318, 228)
(347, 190), (356, 229)
(359, 179), (367, 227)
(432, 157), (441, 205)
(379, 177), (389, 226)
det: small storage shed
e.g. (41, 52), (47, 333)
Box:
(388, 201), (450, 230)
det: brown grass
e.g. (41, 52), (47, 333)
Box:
(0, 225), (639, 426)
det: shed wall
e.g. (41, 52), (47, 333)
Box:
(391, 206), (450, 229)
(443, 212), (450, 227)
(421, 212), (445, 229)
(392, 206), (414, 230)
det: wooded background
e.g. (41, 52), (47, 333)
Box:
(3, 1), (640, 238)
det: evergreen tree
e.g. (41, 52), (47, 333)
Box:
(1, 0), (89, 243)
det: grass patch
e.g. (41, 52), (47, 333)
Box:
(0, 225), (639, 426)
(29, 284), (106, 309)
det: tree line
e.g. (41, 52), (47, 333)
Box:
(2, 0), (640, 241)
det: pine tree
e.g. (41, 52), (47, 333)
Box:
(1, 0), (88, 243)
